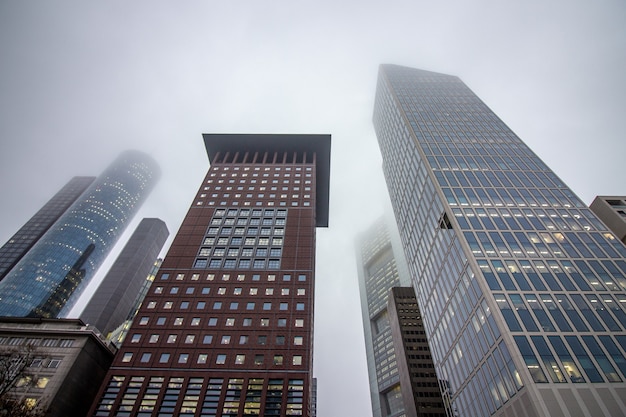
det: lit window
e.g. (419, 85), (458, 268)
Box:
(185, 335), (195, 344)
(282, 288), (290, 295)
(294, 336), (303, 345)
(178, 354), (189, 364)
(261, 318), (270, 326)
(122, 353), (133, 363)
(149, 334), (159, 343)
(147, 301), (156, 309)
(226, 318), (235, 326)
(295, 319), (304, 327)
(167, 335), (177, 343)
(221, 335), (231, 345)
(235, 355), (245, 364)
(198, 354), (208, 364)
(273, 355), (283, 365)
(265, 288), (274, 295)
(191, 318), (201, 326)
(163, 301), (173, 309)
(297, 288), (305, 295)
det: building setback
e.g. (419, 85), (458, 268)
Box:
(590, 196), (626, 245)
(80, 218), (169, 338)
(89, 134), (330, 417)
(373, 64), (626, 416)
(356, 218), (411, 417)
(0, 176), (95, 281)
(0, 151), (160, 318)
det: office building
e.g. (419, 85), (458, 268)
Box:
(0, 150), (160, 319)
(590, 196), (626, 244)
(387, 287), (447, 417)
(0, 317), (115, 417)
(356, 218), (411, 417)
(80, 218), (169, 338)
(89, 134), (330, 417)
(373, 64), (626, 416)
(0, 176), (95, 281)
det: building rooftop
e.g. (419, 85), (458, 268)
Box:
(203, 134), (331, 227)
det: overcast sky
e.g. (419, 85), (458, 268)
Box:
(1, 1), (625, 415)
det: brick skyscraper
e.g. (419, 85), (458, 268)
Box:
(90, 134), (330, 417)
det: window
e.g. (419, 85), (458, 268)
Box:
(226, 318), (235, 326)
(174, 317), (184, 326)
(181, 301), (190, 309)
(156, 317), (166, 325)
(297, 288), (305, 296)
(216, 355), (227, 365)
(147, 301), (157, 309)
(178, 354), (189, 364)
(294, 336), (303, 345)
(296, 303), (305, 311)
(278, 318), (287, 327)
(268, 259), (280, 269)
(276, 336), (285, 345)
(263, 303), (272, 311)
(47, 359), (61, 368)
(250, 288), (258, 295)
(265, 288), (274, 295)
(170, 287), (179, 294)
(202, 287), (210, 295)
(218, 288), (226, 295)
(122, 353), (133, 363)
(243, 318), (252, 326)
(239, 335), (249, 344)
(234, 287), (242, 295)
(273, 355), (283, 365)
(254, 355), (264, 365)
(198, 354), (208, 364)
(280, 303), (288, 311)
(163, 301), (173, 309)
(203, 335), (213, 344)
(167, 335), (177, 343)
(293, 356), (303, 365)
(149, 334), (159, 343)
(208, 318), (218, 326)
(221, 336), (231, 345)
(235, 355), (245, 364)
(140, 353), (152, 363)
(186, 287), (195, 295)
(59, 339), (74, 347)
(185, 335), (195, 344)
(154, 287), (163, 294)
(230, 302), (239, 310)
(131, 334), (141, 343)
(261, 318), (270, 327)
(282, 289), (290, 296)
(213, 302), (223, 310)
(295, 319), (304, 327)
(159, 353), (170, 363)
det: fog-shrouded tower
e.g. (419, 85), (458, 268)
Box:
(89, 134), (330, 417)
(0, 150), (160, 318)
(374, 64), (626, 417)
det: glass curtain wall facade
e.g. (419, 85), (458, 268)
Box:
(0, 176), (95, 281)
(89, 134), (330, 417)
(0, 150), (160, 318)
(356, 218), (411, 417)
(373, 64), (626, 417)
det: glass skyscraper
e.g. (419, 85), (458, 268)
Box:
(373, 64), (626, 416)
(356, 218), (411, 417)
(0, 176), (95, 281)
(0, 150), (160, 318)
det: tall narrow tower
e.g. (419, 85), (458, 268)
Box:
(0, 150), (160, 318)
(374, 64), (626, 417)
(89, 134), (330, 417)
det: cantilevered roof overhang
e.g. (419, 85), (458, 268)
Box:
(203, 134), (331, 227)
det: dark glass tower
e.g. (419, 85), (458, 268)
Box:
(374, 64), (626, 417)
(0, 176), (95, 281)
(89, 134), (330, 417)
(0, 150), (160, 318)
(80, 218), (169, 337)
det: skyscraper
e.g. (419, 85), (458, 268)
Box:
(80, 218), (169, 337)
(373, 64), (626, 417)
(0, 150), (160, 319)
(0, 176), (95, 281)
(89, 134), (330, 417)
(356, 218), (411, 417)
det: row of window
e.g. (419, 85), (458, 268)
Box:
(138, 316), (305, 328)
(146, 299), (306, 312)
(197, 200), (310, 208)
(130, 333), (304, 346)
(194, 258), (282, 269)
(159, 272), (306, 282)
(0, 336), (74, 348)
(202, 236), (283, 247)
(121, 351), (304, 367)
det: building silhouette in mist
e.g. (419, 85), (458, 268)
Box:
(89, 134), (330, 417)
(80, 218), (169, 337)
(0, 176), (95, 281)
(374, 64), (626, 416)
(357, 218), (445, 417)
(0, 150), (160, 318)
